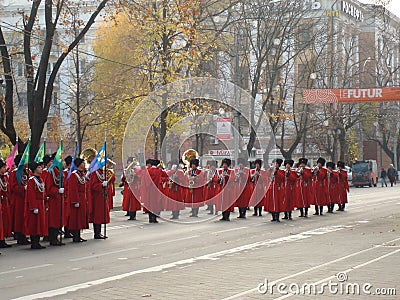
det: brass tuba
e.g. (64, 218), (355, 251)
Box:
(80, 148), (98, 169)
(182, 149), (199, 168)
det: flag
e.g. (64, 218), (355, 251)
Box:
(6, 143), (18, 170)
(48, 141), (64, 172)
(67, 141), (78, 180)
(34, 141), (46, 163)
(16, 140), (30, 186)
(87, 142), (107, 177)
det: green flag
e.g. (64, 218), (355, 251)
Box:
(48, 141), (63, 172)
(34, 141), (46, 163)
(16, 140), (30, 186)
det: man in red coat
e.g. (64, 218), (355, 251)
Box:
(204, 162), (219, 216)
(282, 160), (297, 220)
(295, 158), (312, 218)
(62, 156), (73, 238)
(265, 159), (285, 222)
(68, 158), (89, 242)
(24, 162), (47, 249)
(249, 159), (269, 217)
(144, 159), (165, 223)
(336, 161), (349, 211)
(166, 164), (185, 220)
(217, 158), (235, 221)
(120, 164), (142, 220)
(312, 157), (328, 216)
(44, 164), (65, 246)
(88, 168), (110, 239)
(10, 154), (30, 245)
(234, 159), (251, 219)
(326, 162), (338, 213)
(185, 158), (205, 218)
(0, 159), (11, 248)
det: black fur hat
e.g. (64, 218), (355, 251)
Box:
(14, 154), (23, 166)
(298, 158), (308, 165)
(28, 161), (41, 172)
(275, 158), (283, 166)
(0, 159), (6, 168)
(221, 158), (231, 167)
(326, 162), (335, 169)
(190, 158), (199, 167)
(64, 155), (72, 166)
(254, 159), (263, 167)
(284, 159), (294, 167)
(74, 158), (84, 168)
(317, 157), (326, 166)
(337, 161), (345, 168)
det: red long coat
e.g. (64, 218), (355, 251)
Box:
(142, 167), (165, 213)
(67, 170), (89, 230)
(44, 168), (64, 228)
(294, 168), (312, 209)
(283, 169), (297, 211)
(184, 168), (206, 209)
(88, 170), (110, 224)
(121, 170), (142, 212)
(249, 169), (270, 208)
(337, 170), (349, 205)
(327, 171), (338, 205)
(215, 168), (235, 212)
(24, 176), (47, 236)
(235, 168), (252, 208)
(265, 169), (285, 213)
(107, 172), (116, 209)
(312, 168), (329, 206)
(0, 174), (12, 238)
(165, 169), (185, 211)
(204, 169), (220, 206)
(62, 169), (70, 226)
(10, 169), (28, 233)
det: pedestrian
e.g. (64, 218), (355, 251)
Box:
(387, 164), (396, 187)
(380, 167), (387, 187)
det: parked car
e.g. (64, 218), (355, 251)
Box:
(352, 160), (377, 187)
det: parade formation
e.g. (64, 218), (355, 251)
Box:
(0, 144), (350, 254)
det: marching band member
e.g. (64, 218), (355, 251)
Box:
(295, 158), (312, 218)
(68, 158), (89, 243)
(24, 162), (47, 249)
(217, 158), (235, 221)
(282, 160), (297, 220)
(249, 159), (269, 217)
(204, 162), (219, 216)
(265, 159), (285, 222)
(336, 161), (349, 211)
(120, 163), (142, 221)
(62, 156), (73, 238)
(185, 158), (205, 218)
(166, 164), (185, 220)
(88, 165), (110, 239)
(312, 157), (328, 216)
(235, 158), (251, 219)
(143, 159), (165, 223)
(0, 159), (11, 248)
(326, 162), (338, 213)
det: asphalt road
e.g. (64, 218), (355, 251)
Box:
(1, 185), (399, 300)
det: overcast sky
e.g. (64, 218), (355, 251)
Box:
(359, 0), (400, 17)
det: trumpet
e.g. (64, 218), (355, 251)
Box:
(312, 166), (320, 176)
(296, 166), (304, 176)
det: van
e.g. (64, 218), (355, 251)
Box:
(351, 160), (378, 187)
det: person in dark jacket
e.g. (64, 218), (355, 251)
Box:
(380, 168), (387, 187)
(387, 164), (396, 187)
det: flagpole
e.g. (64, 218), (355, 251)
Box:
(103, 133), (107, 239)
(59, 139), (64, 246)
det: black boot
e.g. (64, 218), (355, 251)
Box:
(319, 206), (324, 215)
(276, 212), (280, 222)
(282, 212), (288, 220)
(94, 224), (107, 239)
(252, 207), (258, 216)
(220, 211), (230, 221)
(49, 227), (65, 246)
(258, 207), (262, 217)
(64, 227), (73, 239)
(31, 235), (45, 249)
(313, 205), (319, 215)
(208, 205), (214, 215)
(128, 211), (137, 220)
(271, 212), (276, 222)
(16, 232), (31, 245)
(304, 207), (308, 218)
(190, 208), (199, 217)
(73, 230), (87, 243)
(340, 204), (346, 211)
(171, 210), (180, 219)
(299, 208), (304, 217)
(225, 211), (231, 221)
(289, 211), (293, 220)
(0, 240), (11, 248)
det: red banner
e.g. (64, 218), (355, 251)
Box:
(303, 87), (400, 103)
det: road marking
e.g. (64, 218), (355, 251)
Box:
(68, 247), (138, 262)
(151, 235), (200, 246)
(275, 247), (400, 299)
(212, 227), (248, 235)
(221, 236), (400, 300)
(14, 225), (351, 300)
(0, 264), (53, 275)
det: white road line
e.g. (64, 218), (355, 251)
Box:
(212, 227), (248, 235)
(151, 235), (200, 246)
(274, 248), (400, 299)
(13, 225), (351, 300)
(221, 236), (400, 300)
(0, 264), (53, 275)
(68, 247), (138, 262)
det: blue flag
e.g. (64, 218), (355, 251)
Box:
(86, 142), (107, 177)
(16, 140), (30, 186)
(67, 142), (78, 180)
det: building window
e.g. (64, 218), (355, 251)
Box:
(297, 24), (313, 49)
